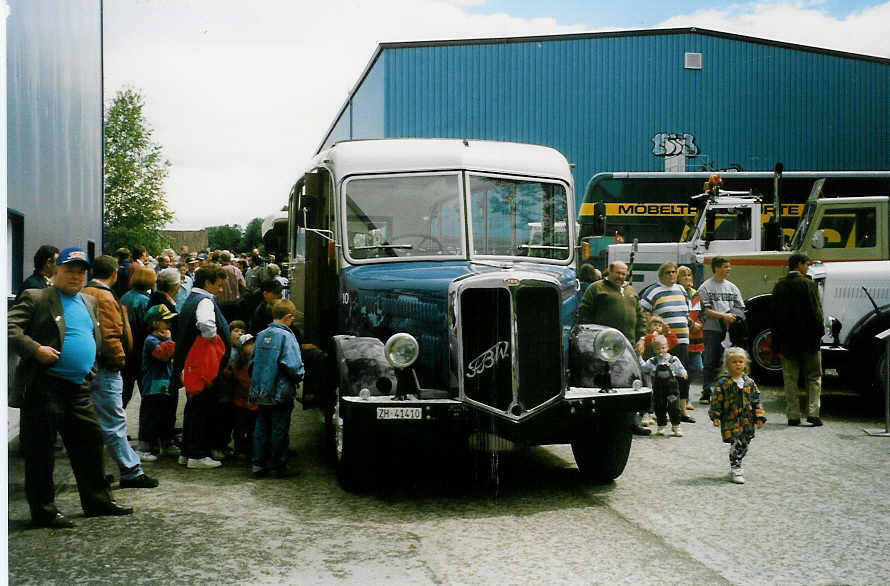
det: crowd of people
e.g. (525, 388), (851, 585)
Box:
(8, 239), (827, 527)
(578, 253), (825, 484)
(8, 243), (303, 529)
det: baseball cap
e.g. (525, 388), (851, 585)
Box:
(56, 247), (91, 268)
(145, 304), (177, 324)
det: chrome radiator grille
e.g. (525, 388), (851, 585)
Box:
(459, 281), (562, 417)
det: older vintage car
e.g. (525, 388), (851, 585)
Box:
(809, 260), (890, 395)
(286, 138), (650, 489)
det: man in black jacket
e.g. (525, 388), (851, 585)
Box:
(771, 253), (825, 427)
(15, 245), (58, 302)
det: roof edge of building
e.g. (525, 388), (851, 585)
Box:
(379, 26), (890, 64)
(315, 26), (889, 156)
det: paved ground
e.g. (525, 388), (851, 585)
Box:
(7, 377), (890, 585)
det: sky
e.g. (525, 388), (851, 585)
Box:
(102, 0), (890, 231)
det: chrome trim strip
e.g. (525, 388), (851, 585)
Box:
(566, 387), (651, 399)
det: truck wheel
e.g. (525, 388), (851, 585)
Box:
(748, 324), (783, 384)
(850, 340), (889, 399)
(333, 388), (373, 491)
(571, 412), (633, 483)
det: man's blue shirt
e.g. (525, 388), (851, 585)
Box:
(48, 291), (96, 384)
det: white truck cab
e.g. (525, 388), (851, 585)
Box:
(607, 189), (765, 290)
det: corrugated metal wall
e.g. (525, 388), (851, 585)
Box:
(6, 0), (103, 278)
(345, 30), (889, 197)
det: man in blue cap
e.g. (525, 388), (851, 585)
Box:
(9, 247), (133, 528)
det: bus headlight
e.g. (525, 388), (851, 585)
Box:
(384, 333), (419, 369)
(594, 328), (626, 363)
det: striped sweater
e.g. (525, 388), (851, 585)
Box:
(639, 283), (690, 345)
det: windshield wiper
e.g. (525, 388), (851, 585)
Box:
(352, 243), (413, 250)
(517, 244), (569, 250)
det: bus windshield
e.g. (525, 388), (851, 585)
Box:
(344, 173), (464, 261)
(343, 172), (570, 262)
(468, 175), (570, 260)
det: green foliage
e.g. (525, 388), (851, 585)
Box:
(206, 224), (243, 251)
(103, 88), (174, 255)
(239, 217), (265, 254)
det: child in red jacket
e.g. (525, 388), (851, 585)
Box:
(224, 333), (257, 460)
(137, 305), (179, 459)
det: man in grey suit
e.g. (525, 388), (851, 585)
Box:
(8, 247), (133, 528)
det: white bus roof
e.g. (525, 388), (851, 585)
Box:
(308, 139), (574, 186)
(261, 212), (287, 239)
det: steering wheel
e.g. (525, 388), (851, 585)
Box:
(390, 233), (445, 252)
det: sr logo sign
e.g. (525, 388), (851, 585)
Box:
(651, 132), (700, 157)
(466, 341), (510, 378)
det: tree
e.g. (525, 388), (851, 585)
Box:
(239, 217), (265, 254)
(206, 224), (243, 251)
(103, 88), (174, 254)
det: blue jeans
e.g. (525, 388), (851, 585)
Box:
(252, 401), (294, 473)
(90, 368), (144, 480)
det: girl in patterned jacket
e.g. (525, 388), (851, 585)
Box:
(708, 347), (766, 484)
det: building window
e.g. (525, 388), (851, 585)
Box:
(7, 211), (24, 299)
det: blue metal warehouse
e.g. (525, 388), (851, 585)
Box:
(317, 27), (890, 197)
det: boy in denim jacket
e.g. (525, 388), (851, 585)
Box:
(249, 299), (304, 477)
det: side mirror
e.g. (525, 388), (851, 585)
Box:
(294, 172), (320, 228)
(763, 222), (782, 251)
(811, 229), (826, 249)
(703, 210), (716, 248)
(591, 202), (606, 236)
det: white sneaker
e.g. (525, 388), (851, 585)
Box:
(187, 456), (222, 469)
(136, 450), (158, 462)
(654, 426), (666, 436)
(210, 449), (228, 461)
(671, 426), (684, 437)
(731, 467), (745, 484)
(178, 455), (188, 466)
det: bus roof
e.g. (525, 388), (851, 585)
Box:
(308, 139), (574, 186)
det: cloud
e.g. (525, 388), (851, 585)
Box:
(104, 0), (589, 229)
(103, 0), (888, 230)
(655, 1), (890, 58)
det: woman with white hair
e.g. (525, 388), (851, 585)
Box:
(267, 263), (289, 297)
(148, 267), (181, 337)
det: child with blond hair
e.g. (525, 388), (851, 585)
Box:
(637, 316), (680, 425)
(640, 334), (688, 436)
(637, 314), (679, 359)
(708, 347), (766, 484)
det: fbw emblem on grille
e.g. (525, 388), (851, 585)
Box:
(466, 341), (510, 378)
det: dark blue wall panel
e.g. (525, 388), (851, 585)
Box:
(322, 30), (890, 200)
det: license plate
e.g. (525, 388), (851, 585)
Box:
(376, 407), (422, 420)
